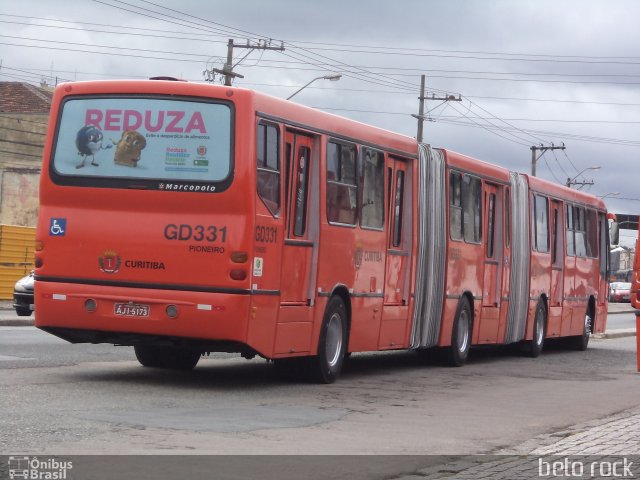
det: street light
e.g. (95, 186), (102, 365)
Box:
(566, 166), (600, 188)
(286, 74), (342, 100)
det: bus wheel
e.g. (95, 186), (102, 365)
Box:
(308, 296), (348, 383)
(134, 345), (201, 371)
(446, 297), (472, 367)
(522, 301), (546, 358)
(566, 308), (593, 351)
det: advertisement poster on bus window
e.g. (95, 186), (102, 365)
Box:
(52, 97), (232, 184)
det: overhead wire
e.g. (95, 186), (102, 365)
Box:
(445, 102), (531, 147)
(5, 1), (640, 154)
(551, 149), (572, 179)
(5, 12), (640, 64)
(542, 155), (564, 184)
(463, 97), (549, 144)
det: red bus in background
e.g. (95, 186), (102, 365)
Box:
(35, 79), (614, 383)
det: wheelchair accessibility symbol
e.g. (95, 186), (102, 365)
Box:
(50, 218), (67, 236)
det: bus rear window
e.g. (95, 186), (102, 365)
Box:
(51, 96), (232, 190)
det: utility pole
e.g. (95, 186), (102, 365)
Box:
(413, 75), (462, 142)
(204, 39), (285, 86)
(530, 143), (565, 177)
(416, 75), (426, 143)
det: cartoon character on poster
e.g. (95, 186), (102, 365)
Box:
(111, 130), (147, 167)
(75, 125), (112, 169)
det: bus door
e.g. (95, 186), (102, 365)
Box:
(562, 204), (576, 336)
(498, 186), (512, 342)
(380, 158), (412, 348)
(478, 183), (501, 343)
(280, 130), (316, 305)
(548, 200), (564, 336)
(269, 130), (318, 356)
(595, 212), (609, 332)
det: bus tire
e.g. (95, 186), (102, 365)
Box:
(446, 297), (472, 367)
(522, 301), (546, 358)
(134, 345), (200, 371)
(308, 296), (348, 383)
(566, 308), (593, 351)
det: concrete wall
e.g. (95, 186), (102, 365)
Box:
(0, 113), (47, 227)
(0, 168), (40, 226)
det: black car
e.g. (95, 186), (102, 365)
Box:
(13, 270), (34, 316)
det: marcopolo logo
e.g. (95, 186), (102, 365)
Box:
(8, 456), (73, 479)
(158, 183), (216, 192)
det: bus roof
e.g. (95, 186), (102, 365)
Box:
(249, 87), (418, 158)
(439, 148), (512, 183)
(525, 174), (606, 210)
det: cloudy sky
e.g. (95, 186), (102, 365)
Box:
(2, 0), (639, 240)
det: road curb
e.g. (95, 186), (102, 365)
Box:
(594, 329), (636, 339)
(0, 319), (35, 326)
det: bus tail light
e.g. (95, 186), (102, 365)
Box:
(229, 269), (247, 281)
(35, 257), (43, 268)
(166, 305), (179, 318)
(230, 251), (248, 263)
(35, 240), (44, 251)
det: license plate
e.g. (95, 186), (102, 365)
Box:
(114, 303), (150, 317)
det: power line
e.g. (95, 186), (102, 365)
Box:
(445, 102), (530, 148)
(0, 19), (231, 44)
(7, 20), (640, 83)
(435, 118), (640, 147)
(5, 12), (640, 64)
(0, 13), (226, 38)
(551, 149), (571, 179)
(542, 156), (564, 184)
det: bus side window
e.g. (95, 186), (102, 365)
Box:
(575, 206), (587, 257)
(552, 206), (561, 266)
(566, 204), (575, 257)
(505, 188), (510, 248)
(463, 174), (482, 244)
(393, 170), (405, 247)
(256, 123), (280, 216)
(586, 209), (598, 258)
(293, 146), (311, 237)
(487, 193), (496, 258)
(449, 171), (463, 240)
(326, 141), (357, 225)
(532, 194), (549, 253)
(361, 148), (385, 230)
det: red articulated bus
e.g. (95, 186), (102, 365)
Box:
(35, 79), (615, 382)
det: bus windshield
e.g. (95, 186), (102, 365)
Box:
(51, 96), (232, 189)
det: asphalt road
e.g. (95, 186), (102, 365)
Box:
(607, 310), (638, 330)
(1, 325), (639, 465)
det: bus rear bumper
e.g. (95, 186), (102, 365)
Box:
(34, 281), (253, 351)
